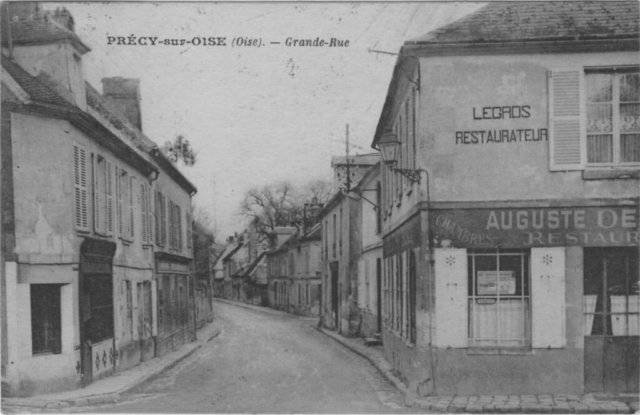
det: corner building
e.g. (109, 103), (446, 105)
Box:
(372, 1), (639, 396)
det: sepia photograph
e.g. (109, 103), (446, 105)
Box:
(1, 1), (639, 413)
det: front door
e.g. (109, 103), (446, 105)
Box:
(584, 247), (639, 393)
(330, 262), (339, 330)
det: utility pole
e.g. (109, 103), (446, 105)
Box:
(345, 124), (351, 192)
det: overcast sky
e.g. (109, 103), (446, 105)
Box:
(54, 1), (483, 239)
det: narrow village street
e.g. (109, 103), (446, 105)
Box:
(75, 302), (412, 414)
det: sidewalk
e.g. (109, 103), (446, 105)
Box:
(317, 327), (639, 414)
(1, 320), (222, 411)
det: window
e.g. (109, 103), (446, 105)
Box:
(140, 182), (152, 244)
(86, 273), (114, 343)
(468, 249), (530, 347)
(93, 155), (113, 235)
(586, 70), (640, 165)
(31, 284), (61, 354)
(549, 67), (640, 171)
(73, 144), (88, 231)
(116, 168), (133, 240)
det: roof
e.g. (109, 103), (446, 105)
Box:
(2, 53), (78, 110)
(2, 53), (158, 177)
(221, 242), (244, 262)
(2, 9), (90, 53)
(409, 1), (640, 44)
(241, 252), (267, 278)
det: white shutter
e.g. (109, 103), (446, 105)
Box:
(116, 167), (123, 236)
(93, 155), (100, 233)
(435, 248), (468, 348)
(147, 187), (153, 244)
(129, 176), (135, 240)
(141, 183), (148, 243)
(531, 247), (566, 348)
(548, 69), (585, 171)
(73, 144), (88, 230)
(106, 161), (114, 235)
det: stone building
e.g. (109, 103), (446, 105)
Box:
(1, 3), (196, 396)
(372, 1), (639, 396)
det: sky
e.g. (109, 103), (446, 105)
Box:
(53, 1), (483, 239)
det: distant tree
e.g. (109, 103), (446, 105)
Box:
(302, 178), (333, 204)
(239, 181), (302, 248)
(191, 205), (217, 281)
(161, 134), (197, 166)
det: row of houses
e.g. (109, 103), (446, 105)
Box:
(1, 3), (213, 396)
(220, 1), (640, 397)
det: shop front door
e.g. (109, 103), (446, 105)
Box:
(584, 247), (639, 394)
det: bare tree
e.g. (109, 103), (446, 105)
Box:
(302, 178), (334, 204)
(239, 181), (302, 248)
(161, 134), (197, 166)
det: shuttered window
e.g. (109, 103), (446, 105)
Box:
(129, 176), (135, 239)
(73, 144), (89, 231)
(548, 70), (585, 171)
(531, 247), (566, 348)
(435, 248), (468, 348)
(141, 183), (148, 244)
(186, 209), (192, 250)
(106, 161), (114, 234)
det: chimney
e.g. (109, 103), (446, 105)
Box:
(102, 77), (143, 131)
(51, 7), (74, 32)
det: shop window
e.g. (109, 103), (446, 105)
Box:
(468, 249), (530, 347)
(31, 284), (61, 355)
(86, 274), (114, 343)
(584, 247), (639, 337)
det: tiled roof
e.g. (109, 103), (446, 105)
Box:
(1, 53), (78, 109)
(2, 13), (90, 53)
(409, 1), (639, 44)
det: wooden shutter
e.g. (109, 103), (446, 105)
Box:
(93, 155), (101, 233)
(549, 70), (585, 171)
(129, 176), (135, 239)
(435, 248), (468, 348)
(177, 205), (182, 251)
(161, 194), (167, 247)
(154, 190), (160, 245)
(147, 186), (153, 244)
(73, 144), (88, 230)
(106, 161), (114, 235)
(186, 210), (192, 250)
(141, 183), (148, 243)
(168, 200), (173, 249)
(116, 167), (122, 236)
(531, 247), (566, 348)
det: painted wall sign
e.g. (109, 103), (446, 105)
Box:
(455, 104), (547, 145)
(434, 206), (639, 248)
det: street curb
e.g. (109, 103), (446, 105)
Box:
(313, 328), (636, 414)
(314, 326), (411, 406)
(1, 324), (222, 409)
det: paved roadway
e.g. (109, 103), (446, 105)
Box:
(80, 301), (412, 413)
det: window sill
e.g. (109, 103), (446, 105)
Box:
(583, 168), (640, 180)
(467, 347), (534, 356)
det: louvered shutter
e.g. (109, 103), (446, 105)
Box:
(168, 200), (173, 249)
(116, 167), (123, 236)
(93, 155), (100, 233)
(176, 205), (182, 251)
(147, 186), (153, 244)
(549, 70), (585, 171)
(186, 210), (192, 250)
(141, 183), (148, 243)
(154, 190), (161, 245)
(435, 248), (468, 348)
(129, 176), (135, 239)
(73, 144), (88, 230)
(106, 161), (114, 235)
(531, 247), (566, 348)
(161, 194), (167, 246)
